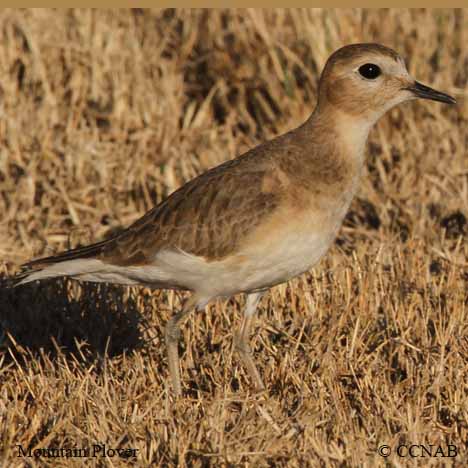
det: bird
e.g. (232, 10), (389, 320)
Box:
(14, 43), (456, 397)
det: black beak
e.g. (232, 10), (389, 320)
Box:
(405, 81), (456, 105)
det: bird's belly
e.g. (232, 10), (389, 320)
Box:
(118, 226), (336, 298)
(233, 227), (336, 293)
(109, 208), (348, 297)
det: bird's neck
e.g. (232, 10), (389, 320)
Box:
(304, 103), (374, 167)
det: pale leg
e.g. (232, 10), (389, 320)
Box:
(235, 291), (265, 390)
(165, 294), (200, 397)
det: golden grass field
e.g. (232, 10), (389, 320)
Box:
(0, 8), (467, 467)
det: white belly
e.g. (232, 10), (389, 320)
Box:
(51, 201), (352, 299)
(233, 229), (335, 292)
(101, 202), (350, 297)
(126, 220), (340, 298)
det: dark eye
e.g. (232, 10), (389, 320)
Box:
(358, 63), (381, 79)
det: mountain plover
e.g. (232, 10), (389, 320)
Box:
(16, 44), (456, 396)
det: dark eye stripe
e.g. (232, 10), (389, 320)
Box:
(359, 63), (381, 79)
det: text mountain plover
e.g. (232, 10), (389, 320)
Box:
(15, 44), (455, 396)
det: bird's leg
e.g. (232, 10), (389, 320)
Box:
(165, 294), (199, 397)
(235, 291), (265, 391)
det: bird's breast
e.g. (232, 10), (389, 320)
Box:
(229, 193), (353, 292)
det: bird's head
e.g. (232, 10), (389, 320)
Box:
(317, 43), (456, 125)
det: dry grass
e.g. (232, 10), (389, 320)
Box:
(0, 8), (467, 467)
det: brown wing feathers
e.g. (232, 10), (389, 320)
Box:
(18, 146), (281, 275)
(100, 153), (280, 265)
(20, 236), (117, 270)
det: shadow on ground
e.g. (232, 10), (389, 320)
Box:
(0, 276), (144, 366)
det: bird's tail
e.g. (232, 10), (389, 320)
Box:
(12, 237), (115, 287)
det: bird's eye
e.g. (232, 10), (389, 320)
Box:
(358, 63), (381, 80)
